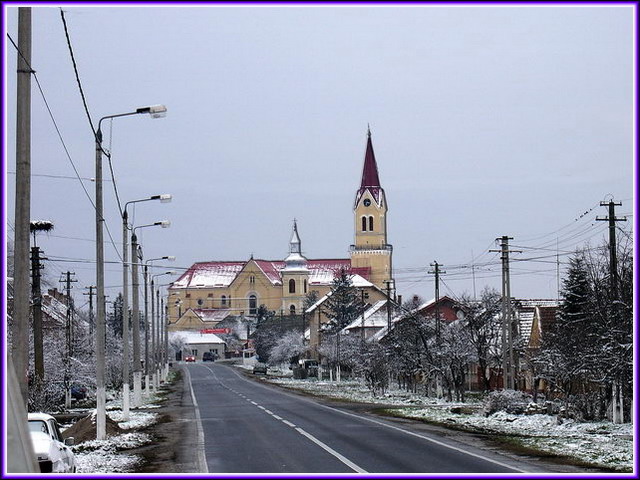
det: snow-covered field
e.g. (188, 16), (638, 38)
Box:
(265, 376), (634, 472)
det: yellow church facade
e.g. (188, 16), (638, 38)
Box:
(167, 130), (394, 332)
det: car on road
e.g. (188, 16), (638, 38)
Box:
(28, 413), (76, 473)
(252, 362), (268, 375)
(202, 352), (215, 362)
(185, 355), (196, 363)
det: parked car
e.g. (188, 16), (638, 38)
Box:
(252, 362), (268, 375)
(70, 384), (87, 401)
(202, 352), (215, 362)
(185, 355), (196, 363)
(28, 413), (76, 473)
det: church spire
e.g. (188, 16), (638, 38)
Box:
(360, 127), (381, 189)
(355, 127), (384, 208)
(290, 219), (301, 254)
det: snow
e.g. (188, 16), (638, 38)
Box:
(263, 376), (633, 472)
(73, 432), (151, 473)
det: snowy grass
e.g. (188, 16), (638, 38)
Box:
(72, 432), (151, 473)
(263, 375), (634, 472)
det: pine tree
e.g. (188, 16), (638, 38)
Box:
(323, 269), (362, 334)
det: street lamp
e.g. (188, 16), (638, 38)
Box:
(121, 196), (171, 419)
(152, 272), (176, 385)
(94, 105), (167, 440)
(144, 257), (175, 394)
(130, 221), (170, 407)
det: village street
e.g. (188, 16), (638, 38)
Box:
(179, 363), (574, 475)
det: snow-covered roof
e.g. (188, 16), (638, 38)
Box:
(171, 259), (370, 289)
(344, 300), (390, 330)
(304, 274), (376, 315)
(515, 300), (558, 343)
(42, 293), (68, 326)
(191, 308), (231, 323)
(170, 330), (225, 345)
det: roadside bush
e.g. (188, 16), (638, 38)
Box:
(483, 390), (533, 416)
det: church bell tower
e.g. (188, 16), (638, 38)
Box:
(349, 128), (393, 290)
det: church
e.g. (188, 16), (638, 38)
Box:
(167, 130), (394, 332)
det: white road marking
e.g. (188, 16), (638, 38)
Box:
(184, 366), (209, 473)
(264, 409), (274, 415)
(282, 420), (296, 428)
(295, 427), (367, 473)
(223, 364), (526, 473)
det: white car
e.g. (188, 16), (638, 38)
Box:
(28, 413), (76, 473)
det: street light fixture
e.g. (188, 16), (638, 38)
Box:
(94, 105), (167, 441)
(121, 195), (171, 420)
(144, 257), (175, 394)
(130, 222), (171, 407)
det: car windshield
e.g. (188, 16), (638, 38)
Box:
(28, 420), (49, 435)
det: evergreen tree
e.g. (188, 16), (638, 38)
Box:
(322, 269), (362, 334)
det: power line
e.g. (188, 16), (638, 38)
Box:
(6, 32), (123, 264)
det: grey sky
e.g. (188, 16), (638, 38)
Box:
(4, 5), (635, 306)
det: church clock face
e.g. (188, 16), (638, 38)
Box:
(363, 199), (371, 207)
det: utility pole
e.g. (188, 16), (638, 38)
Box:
(13, 6), (32, 407)
(30, 246), (44, 384)
(490, 236), (521, 390)
(384, 280), (394, 332)
(131, 234), (142, 406)
(122, 210), (131, 418)
(596, 199), (627, 423)
(61, 271), (77, 408)
(83, 286), (95, 338)
(428, 261), (446, 340)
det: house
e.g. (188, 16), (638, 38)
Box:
(169, 330), (226, 362)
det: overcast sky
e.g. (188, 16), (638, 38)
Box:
(4, 5), (635, 307)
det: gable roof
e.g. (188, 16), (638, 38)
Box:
(170, 259), (370, 290)
(344, 300), (390, 330)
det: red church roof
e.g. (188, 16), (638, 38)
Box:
(355, 128), (385, 207)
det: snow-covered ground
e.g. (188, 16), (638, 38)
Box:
(264, 376), (634, 472)
(65, 391), (164, 473)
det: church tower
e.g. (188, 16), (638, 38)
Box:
(281, 220), (310, 316)
(350, 128), (393, 290)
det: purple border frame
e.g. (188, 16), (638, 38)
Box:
(1, 1), (637, 478)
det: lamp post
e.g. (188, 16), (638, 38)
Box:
(152, 272), (176, 386)
(121, 196), (171, 419)
(131, 221), (170, 407)
(144, 257), (175, 394)
(94, 104), (167, 440)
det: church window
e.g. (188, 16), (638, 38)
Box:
(197, 298), (204, 306)
(249, 295), (257, 315)
(289, 279), (296, 293)
(361, 216), (367, 232)
(304, 280), (307, 293)
(369, 216), (374, 231)
(290, 305), (296, 315)
(186, 293), (191, 299)
(221, 295), (227, 306)
(249, 275), (255, 285)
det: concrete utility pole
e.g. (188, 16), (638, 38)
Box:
(491, 237), (521, 390)
(384, 280), (394, 332)
(131, 233), (142, 407)
(83, 285), (95, 338)
(13, 6), (32, 407)
(61, 271), (77, 408)
(428, 261), (446, 340)
(30, 246), (44, 384)
(596, 199), (627, 424)
(122, 210), (131, 418)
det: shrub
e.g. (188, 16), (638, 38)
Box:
(483, 390), (533, 416)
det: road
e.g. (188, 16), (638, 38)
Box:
(184, 363), (551, 474)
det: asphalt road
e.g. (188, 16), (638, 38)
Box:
(185, 363), (550, 474)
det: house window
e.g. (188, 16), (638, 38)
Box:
(221, 295), (227, 306)
(290, 305), (296, 315)
(369, 216), (374, 231)
(364, 292), (369, 299)
(361, 216), (367, 232)
(304, 279), (307, 293)
(249, 295), (257, 315)
(289, 279), (296, 294)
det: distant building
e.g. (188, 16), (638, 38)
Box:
(167, 130), (395, 334)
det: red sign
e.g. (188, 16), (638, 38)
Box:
(200, 328), (231, 334)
